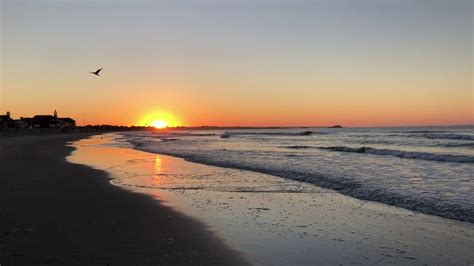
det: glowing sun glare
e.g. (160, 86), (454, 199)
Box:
(152, 120), (168, 129)
(139, 112), (180, 128)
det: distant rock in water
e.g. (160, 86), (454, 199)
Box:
(220, 133), (231, 138)
(300, 131), (314, 136)
(329, 125), (343, 128)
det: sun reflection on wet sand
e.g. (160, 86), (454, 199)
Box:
(154, 156), (162, 173)
(67, 134), (182, 206)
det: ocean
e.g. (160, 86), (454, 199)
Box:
(122, 126), (474, 223)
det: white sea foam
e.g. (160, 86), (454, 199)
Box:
(122, 126), (474, 222)
(317, 146), (474, 163)
(400, 132), (474, 140)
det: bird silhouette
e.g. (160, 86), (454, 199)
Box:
(90, 68), (102, 76)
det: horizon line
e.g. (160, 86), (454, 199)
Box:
(85, 124), (474, 129)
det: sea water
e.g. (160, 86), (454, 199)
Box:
(69, 131), (474, 265)
(122, 126), (474, 223)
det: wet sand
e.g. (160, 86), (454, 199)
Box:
(0, 134), (248, 265)
(69, 134), (474, 265)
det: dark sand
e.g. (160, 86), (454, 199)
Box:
(0, 134), (248, 265)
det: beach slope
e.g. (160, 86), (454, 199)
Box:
(0, 134), (248, 265)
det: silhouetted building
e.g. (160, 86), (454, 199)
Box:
(31, 110), (71, 128)
(58, 117), (76, 128)
(0, 111), (15, 128)
(31, 115), (62, 128)
(1, 110), (76, 130)
(15, 117), (32, 129)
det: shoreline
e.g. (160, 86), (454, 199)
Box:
(127, 128), (474, 224)
(69, 133), (474, 265)
(0, 134), (249, 265)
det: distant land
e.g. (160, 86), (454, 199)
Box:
(80, 125), (345, 132)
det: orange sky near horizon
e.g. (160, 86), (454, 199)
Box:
(1, 1), (472, 127)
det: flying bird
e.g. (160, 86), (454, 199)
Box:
(90, 68), (102, 76)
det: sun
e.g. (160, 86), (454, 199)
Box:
(152, 120), (168, 129)
(138, 112), (180, 128)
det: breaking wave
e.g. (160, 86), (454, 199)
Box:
(131, 141), (474, 223)
(152, 132), (217, 137)
(441, 142), (474, 148)
(415, 133), (474, 141)
(222, 131), (328, 137)
(122, 127), (474, 223)
(318, 146), (474, 163)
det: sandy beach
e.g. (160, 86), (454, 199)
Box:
(0, 134), (248, 265)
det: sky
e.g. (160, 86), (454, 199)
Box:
(1, 0), (472, 127)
